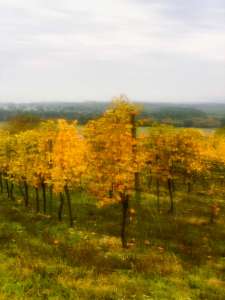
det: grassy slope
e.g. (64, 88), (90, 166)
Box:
(0, 188), (225, 300)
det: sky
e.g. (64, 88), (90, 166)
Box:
(0, 0), (225, 103)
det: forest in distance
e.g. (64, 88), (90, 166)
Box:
(0, 97), (225, 299)
(0, 100), (225, 128)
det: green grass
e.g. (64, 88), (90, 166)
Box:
(0, 188), (225, 299)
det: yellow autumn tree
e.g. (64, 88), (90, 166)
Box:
(51, 119), (87, 226)
(10, 132), (39, 204)
(144, 126), (208, 212)
(0, 129), (14, 197)
(85, 97), (140, 247)
(34, 121), (58, 214)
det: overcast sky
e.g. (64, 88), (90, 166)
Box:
(0, 0), (225, 102)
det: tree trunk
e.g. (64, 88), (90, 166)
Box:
(35, 187), (40, 213)
(64, 185), (73, 227)
(156, 178), (160, 212)
(58, 192), (64, 221)
(168, 178), (174, 213)
(24, 181), (29, 207)
(49, 185), (53, 214)
(0, 173), (3, 193)
(121, 193), (129, 248)
(42, 182), (47, 214)
(187, 181), (191, 194)
(5, 179), (10, 198)
(10, 182), (14, 200)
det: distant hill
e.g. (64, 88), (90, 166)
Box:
(192, 103), (225, 116)
(0, 101), (224, 128)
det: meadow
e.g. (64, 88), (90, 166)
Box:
(0, 185), (225, 300)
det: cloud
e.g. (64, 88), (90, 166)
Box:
(0, 0), (224, 101)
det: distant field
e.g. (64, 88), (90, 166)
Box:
(0, 121), (217, 136)
(137, 126), (216, 136)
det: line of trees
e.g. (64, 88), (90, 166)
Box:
(0, 97), (225, 247)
